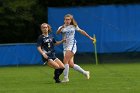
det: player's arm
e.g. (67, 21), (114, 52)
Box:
(78, 29), (95, 41)
(54, 38), (66, 46)
(37, 46), (48, 59)
(56, 25), (65, 34)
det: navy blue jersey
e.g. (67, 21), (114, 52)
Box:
(37, 35), (56, 53)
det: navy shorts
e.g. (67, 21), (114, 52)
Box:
(42, 52), (57, 62)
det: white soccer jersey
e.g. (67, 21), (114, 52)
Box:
(58, 25), (81, 53)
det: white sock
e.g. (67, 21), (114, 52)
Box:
(73, 64), (86, 75)
(64, 64), (69, 78)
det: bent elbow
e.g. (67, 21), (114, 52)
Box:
(56, 31), (60, 34)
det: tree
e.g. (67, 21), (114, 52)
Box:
(0, 0), (46, 43)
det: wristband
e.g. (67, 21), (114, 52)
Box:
(42, 52), (46, 55)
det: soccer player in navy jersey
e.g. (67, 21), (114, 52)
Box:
(37, 23), (65, 83)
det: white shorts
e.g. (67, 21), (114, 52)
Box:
(63, 43), (77, 56)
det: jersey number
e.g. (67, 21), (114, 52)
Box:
(48, 43), (51, 48)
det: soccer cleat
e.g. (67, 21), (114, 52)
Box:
(53, 77), (61, 83)
(55, 79), (61, 83)
(85, 71), (90, 79)
(61, 78), (69, 83)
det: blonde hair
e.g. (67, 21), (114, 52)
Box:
(64, 14), (77, 27)
(40, 23), (52, 33)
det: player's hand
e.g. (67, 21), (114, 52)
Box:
(93, 38), (96, 43)
(62, 37), (66, 43)
(89, 37), (96, 43)
(42, 53), (48, 59)
(89, 37), (94, 41)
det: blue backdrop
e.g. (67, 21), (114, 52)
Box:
(48, 5), (140, 53)
(1, 5), (140, 66)
(0, 43), (42, 66)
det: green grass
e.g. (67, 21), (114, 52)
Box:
(0, 63), (140, 93)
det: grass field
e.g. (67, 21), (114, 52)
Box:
(0, 63), (140, 93)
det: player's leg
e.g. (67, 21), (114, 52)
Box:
(47, 59), (61, 83)
(54, 58), (65, 78)
(62, 50), (74, 82)
(47, 59), (59, 69)
(69, 57), (90, 79)
(54, 58), (64, 69)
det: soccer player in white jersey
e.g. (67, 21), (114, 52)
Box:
(56, 14), (95, 82)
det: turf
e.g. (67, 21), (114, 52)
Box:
(0, 63), (140, 93)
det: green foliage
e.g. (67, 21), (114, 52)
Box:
(1, 0), (36, 21)
(0, 0), (44, 43)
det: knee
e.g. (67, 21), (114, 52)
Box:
(63, 57), (68, 64)
(54, 65), (60, 69)
(69, 63), (74, 68)
(61, 65), (65, 69)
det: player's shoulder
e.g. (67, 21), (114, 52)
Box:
(69, 25), (75, 27)
(70, 25), (79, 28)
(48, 34), (53, 38)
(48, 34), (55, 39)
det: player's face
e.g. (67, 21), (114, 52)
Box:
(64, 17), (71, 25)
(41, 24), (49, 33)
